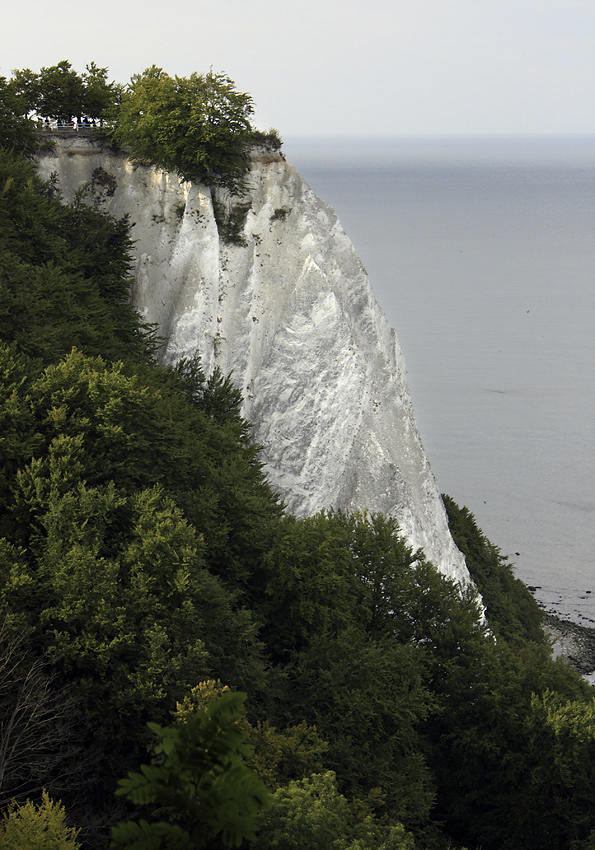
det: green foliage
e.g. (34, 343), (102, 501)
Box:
(247, 721), (329, 791)
(0, 340), (279, 589)
(424, 601), (592, 850)
(259, 512), (476, 829)
(249, 128), (283, 151)
(10, 61), (120, 123)
(0, 790), (80, 849)
(6, 69), (39, 118)
(169, 357), (251, 435)
(513, 690), (595, 849)
(111, 691), (269, 849)
(175, 680), (329, 790)
(260, 510), (484, 662)
(0, 336), (284, 808)
(0, 150), (153, 365)
(2, 92), (595, 850)
(80, 62), (121, 123)
(0, 345), (42, 524)
(259, 511), (358, 658)
(443, 495), (545, 644)
(90, 166), (118, 199)
(293, 628), (435, 827)
(257, 506), (595, 848)
(32, 61), (84, 123)
(257, 771), (416, 850)
(110, 67), (254, 190)
(0, 78), (37, 156)
(212, 196), (250, 246)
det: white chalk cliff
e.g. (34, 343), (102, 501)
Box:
(37, 135), (470, 585)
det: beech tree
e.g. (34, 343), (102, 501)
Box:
(111, 67), (254, 189)
(0, 78), (36, 155)
(258, 771), (416, 850)
(33, 61), (84, 123)
(10, 61), (119, 123)
(80, 62), (120, 123)
(6, 69), (39, 117)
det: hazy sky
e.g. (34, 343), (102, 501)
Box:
(2, 0), (594, 135)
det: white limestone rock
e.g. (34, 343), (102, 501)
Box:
(37, 135), (470, 586)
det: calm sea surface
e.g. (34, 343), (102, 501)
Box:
(283, 135), (595, 624)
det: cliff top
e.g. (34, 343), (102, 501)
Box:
(37, 129), (286, 167)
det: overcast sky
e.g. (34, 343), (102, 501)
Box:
(2, 0), (594, 136)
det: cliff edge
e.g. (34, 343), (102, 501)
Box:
(37, 134), (470, 585)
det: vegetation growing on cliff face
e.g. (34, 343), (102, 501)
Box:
(2, 97), (595, 850)
(443, 494), (546, 645)
(0, 151), (152, 367)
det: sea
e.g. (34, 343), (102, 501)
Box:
(283, 134), (595, 626)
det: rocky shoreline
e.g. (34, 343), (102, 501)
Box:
(543, 612), (595, 681)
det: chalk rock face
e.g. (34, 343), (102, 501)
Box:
(37, 135), (469, 585)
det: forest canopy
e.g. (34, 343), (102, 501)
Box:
(2, 69), (595, 850)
